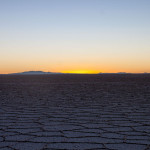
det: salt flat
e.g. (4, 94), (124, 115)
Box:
(0, 74), (150, 150)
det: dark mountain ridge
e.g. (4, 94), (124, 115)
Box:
(10, 71), (62, 75)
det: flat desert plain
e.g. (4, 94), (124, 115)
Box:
(0, 74), (150, 150)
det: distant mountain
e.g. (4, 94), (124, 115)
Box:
(10, 71), (62, 75)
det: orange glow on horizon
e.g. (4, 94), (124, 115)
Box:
(62, 70), (100, 74)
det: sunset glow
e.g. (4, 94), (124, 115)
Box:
(62, 70), (99, 74)
(0, 0), (150, 74)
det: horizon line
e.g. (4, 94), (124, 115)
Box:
(0, 70), (150, 75)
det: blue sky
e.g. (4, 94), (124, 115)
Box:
(0, 0), (150, 73)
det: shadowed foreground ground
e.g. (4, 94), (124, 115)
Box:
(0, 74), (150, 150)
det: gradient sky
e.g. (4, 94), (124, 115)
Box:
(0, 0), (150, 74)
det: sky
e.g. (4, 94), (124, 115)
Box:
(0, 0), (150, 74)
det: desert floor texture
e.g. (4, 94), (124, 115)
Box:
(0, 74), (150, 150)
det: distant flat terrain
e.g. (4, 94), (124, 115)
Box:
(0, 74), (150, 150)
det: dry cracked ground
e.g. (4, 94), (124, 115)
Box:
(0, 74), (150, 150)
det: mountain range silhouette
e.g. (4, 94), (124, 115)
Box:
(11, 71), (62, 75)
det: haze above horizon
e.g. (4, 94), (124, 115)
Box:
(0, 0), (150, 74)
